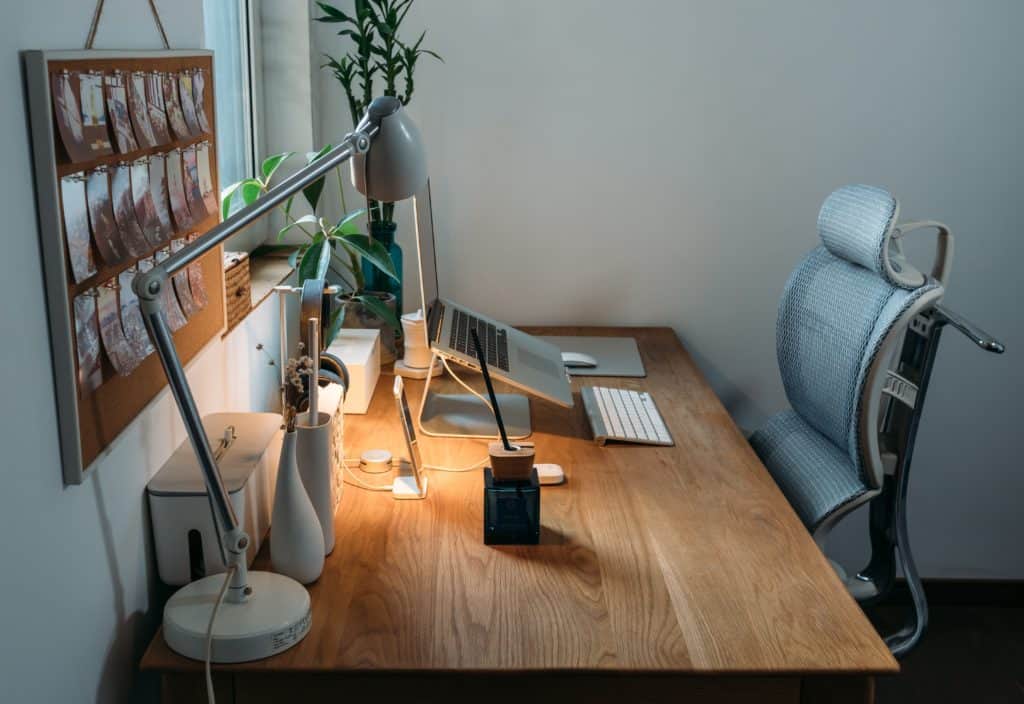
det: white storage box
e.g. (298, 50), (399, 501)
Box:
(147, 412), (283, 586)
(327, 328), (380, 414)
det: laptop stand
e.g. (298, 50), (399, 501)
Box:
(415, 350), (532, 439)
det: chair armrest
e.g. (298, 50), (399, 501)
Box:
(933, 304), (1006, 353)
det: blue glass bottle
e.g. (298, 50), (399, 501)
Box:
(363, 220), (402, 314)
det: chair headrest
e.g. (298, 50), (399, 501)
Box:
(817, 185), (927, 289)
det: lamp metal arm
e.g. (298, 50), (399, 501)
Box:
(130, 126), (375, 602)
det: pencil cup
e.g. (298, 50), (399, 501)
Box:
(488, 441), (535, 482)
(484, 467), (540, 545)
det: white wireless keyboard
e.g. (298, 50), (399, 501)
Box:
(581, 386), (674, 446)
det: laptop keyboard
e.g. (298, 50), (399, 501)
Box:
(448, 308), (510, 372)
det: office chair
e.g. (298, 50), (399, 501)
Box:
(750, 184), (1004, 659)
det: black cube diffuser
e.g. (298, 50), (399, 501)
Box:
(484, 467), (540, 545)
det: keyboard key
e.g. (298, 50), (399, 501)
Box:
(447, 310), (510, 371)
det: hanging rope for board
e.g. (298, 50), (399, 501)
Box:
(85, 0), (171, 50)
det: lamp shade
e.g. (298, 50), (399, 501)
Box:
(351, 96), (427, 202)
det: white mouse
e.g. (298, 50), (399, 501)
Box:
(561, 351), (598, 369)
(535, 463), (565, 485)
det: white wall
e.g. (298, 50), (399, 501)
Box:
(0, 3), (286, 702)
(313, 0), (1024, 578)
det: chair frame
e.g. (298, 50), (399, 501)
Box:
(837, 303), (1003, 657)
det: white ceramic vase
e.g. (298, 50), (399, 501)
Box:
(296, 411), (337, 555)
(271, 428), (324, 584)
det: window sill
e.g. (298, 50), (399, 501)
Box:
(250, 252), (295, 308)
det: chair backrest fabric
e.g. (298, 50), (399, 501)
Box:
(777, 185), (942, 487)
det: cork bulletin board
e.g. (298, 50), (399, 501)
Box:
(23, 50), (226, 484)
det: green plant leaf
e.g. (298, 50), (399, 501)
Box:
(220, 178), (263, 220)
(336, 234), (398, 282)
(287, 247), (303, 270)
(324, 304), (346, 346)
(220, 181), (244, 220)
(354, 293), (401, 331)
(315, 2), (353, 23)
(240, 179), (263, 205)
(301, 145), (334, 212)
(277, 214), (319, 242)
(298, 239), (327, 283)
(335, 209), (366, 236)
(260, 151), (294, 185)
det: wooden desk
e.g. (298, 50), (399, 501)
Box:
(141, 327), (897, 703)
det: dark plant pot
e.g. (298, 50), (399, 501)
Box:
(335, 291), (398, 365)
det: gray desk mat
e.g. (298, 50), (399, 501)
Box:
(540, 336), (646, 377)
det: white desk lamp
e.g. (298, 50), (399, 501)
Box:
(134, 96), (427, 663)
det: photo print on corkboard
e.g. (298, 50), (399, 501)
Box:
(150, 249), (188, 331)
(162, 72), (190, 140)
(178, 71), (201, 136)
(170, 238), (198, 318)
(97, 279), (140, 375)
(192, 69), (211, 134)
(127, 71), (158, 149)
(145, 71), (171, 145)
(117, 266), (155, 360)
(182, 145), (208, 221)
(148, 154), (174, 237)
(103, 72), (137, 154)
(185, 232), (208, 310)
(60, 173), (96, 283)
(165, 148), (192, 230)
(110, 162), (151, 258)
(130, 158), (165, 247)
(73, 291), (103, 395)
(196, 143), (218, 215)
(51, 71), (89, 162)
(86, 167), (128, 266)
(77, 71), (114, 159)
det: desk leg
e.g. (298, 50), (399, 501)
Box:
(161, 672), (233, 704)
(801, 676), (874, 704)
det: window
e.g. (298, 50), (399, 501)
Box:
(203, 0), (256, 205)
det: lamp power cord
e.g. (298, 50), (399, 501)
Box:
(205, 565), (236, 704)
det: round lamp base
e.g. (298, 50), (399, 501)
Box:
(163, 570), (311, 663)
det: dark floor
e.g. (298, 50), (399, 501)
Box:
(865, 605), (1024, 703)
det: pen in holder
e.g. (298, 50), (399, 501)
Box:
(488, 441), (535, 481)
(471, 329), (541, 545)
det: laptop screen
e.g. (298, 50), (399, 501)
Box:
(413, 180), (440, 345)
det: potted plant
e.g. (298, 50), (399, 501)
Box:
(221, 149), (402, 348)
(315, 0), (442, 313)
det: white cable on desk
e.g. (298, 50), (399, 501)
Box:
(205, 565), (235, 704)
(343, 463), (393, 492)
(423, 456), (488, 473)
(440, 355), (493, 412)
(345, 453), (489, 474)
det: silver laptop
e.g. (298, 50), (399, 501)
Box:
(412, 181), (573, 408)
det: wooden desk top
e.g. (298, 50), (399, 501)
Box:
(141, 327), (897, 676)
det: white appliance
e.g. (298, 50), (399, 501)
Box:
(148, 413), (283, 586)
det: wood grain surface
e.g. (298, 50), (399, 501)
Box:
(141, 328), (896, 688)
